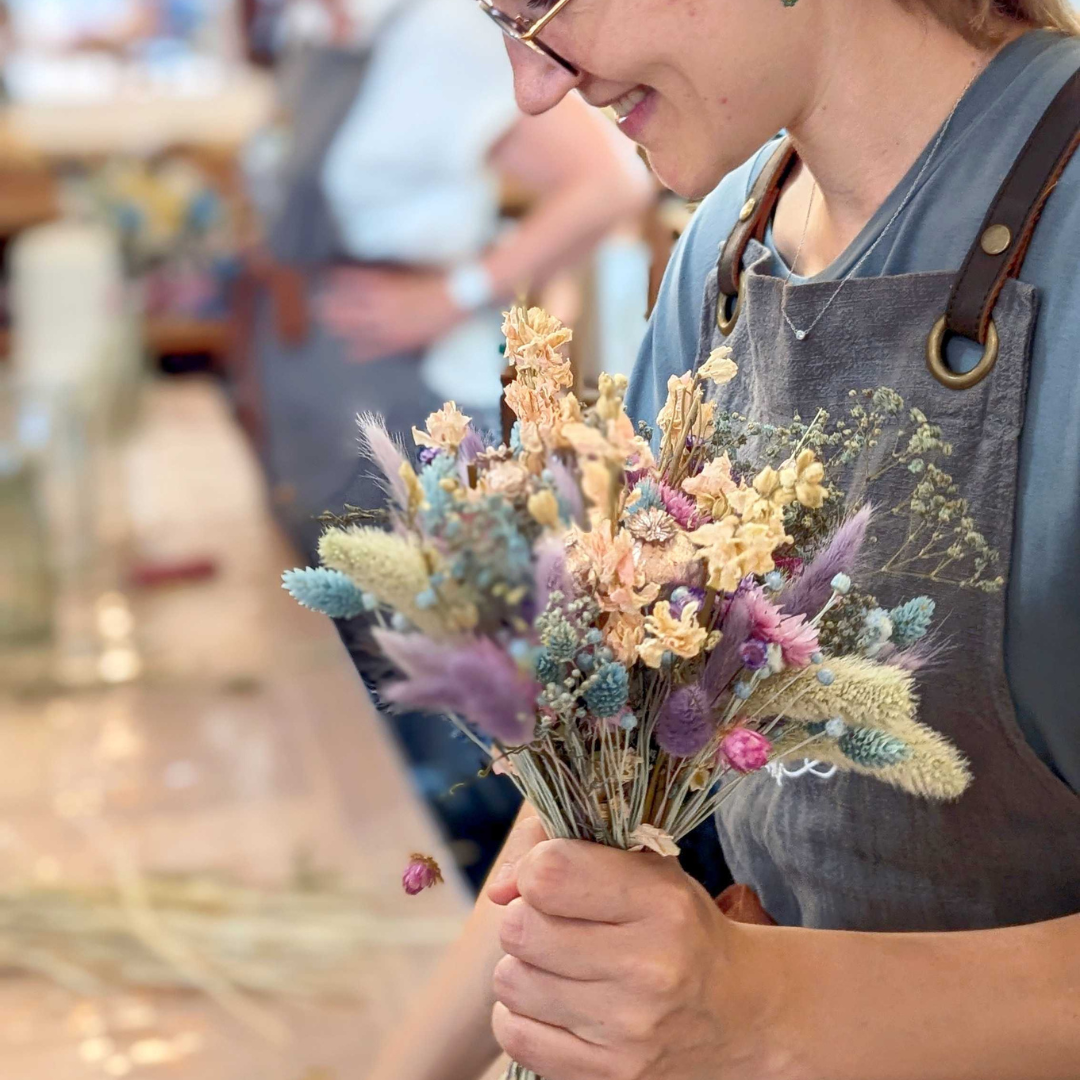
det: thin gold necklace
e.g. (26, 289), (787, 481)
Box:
(780, 66), (982, 343)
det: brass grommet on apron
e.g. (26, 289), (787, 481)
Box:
(926, 315), (1000, 390)
(716, 276), (745, 337)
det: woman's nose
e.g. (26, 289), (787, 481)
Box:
(505, 39), (581, 115)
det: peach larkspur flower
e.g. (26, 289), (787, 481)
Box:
(503, 379), (560, 430)
(604, 610), (646, 665)
(568, 524), (660, 614)
(682, 454), (739, 518)
(780, 448), (829, 508)
(501, 306), (573, 386)
(483, 460), (530, 498)
(638, 600), (710, 668)
(697, 346), (738, 386)
(412, 402), (472, 452)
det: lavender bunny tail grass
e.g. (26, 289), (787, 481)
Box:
(780, 504), (872, 617)
(357, 412), (409, 509)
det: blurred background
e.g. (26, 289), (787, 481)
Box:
(0, 1), (694, 1077)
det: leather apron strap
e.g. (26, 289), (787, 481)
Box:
(715, 66), (1080, 386)
(715, 137), (797, 334)
(929, 66), (1080, 386)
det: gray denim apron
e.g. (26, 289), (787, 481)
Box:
(703, 81), (1080, 932)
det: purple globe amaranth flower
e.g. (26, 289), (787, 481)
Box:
(720, 727), (772, 773)
(738, 638), (770, 671)
(655, 684), (715, 757)
(403, 853), (443, 895)
(418, 446), (442, 466)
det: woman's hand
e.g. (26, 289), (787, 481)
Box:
(486, 837), (790, 1080)
(319, 266), (463, 364)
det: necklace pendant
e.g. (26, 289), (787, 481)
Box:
(794, 328), (808, 341)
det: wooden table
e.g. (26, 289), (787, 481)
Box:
(0, 377), (473, 1080)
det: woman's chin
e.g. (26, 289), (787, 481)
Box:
(646, 149), (726, 201)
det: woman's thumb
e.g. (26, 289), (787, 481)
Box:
(485, 813), (549, 906)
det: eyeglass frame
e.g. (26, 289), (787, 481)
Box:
(475, 0), (580, 76)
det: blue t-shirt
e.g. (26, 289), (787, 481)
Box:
(627, 30), (1080, 792)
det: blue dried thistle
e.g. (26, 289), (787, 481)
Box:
(543, 617), (580, 663)
(282, 567), (367, 619)
(838, 728), (912, 768)
(582, 662), (629, 719)
(888, 596), (936, 647)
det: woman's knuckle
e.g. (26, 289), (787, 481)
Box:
(498, 901), (527, 953)
(491, 955), (520, 1003)
(520, 842), (569, 905)
(494, 1009), (534, 1062)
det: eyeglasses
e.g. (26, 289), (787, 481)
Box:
(476, 0), (579, 76)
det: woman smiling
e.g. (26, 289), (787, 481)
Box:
(367, 3), (1080, 1079)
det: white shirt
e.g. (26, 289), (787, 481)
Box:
(321, 0), (518, 266)
(320, 0), (519, 408)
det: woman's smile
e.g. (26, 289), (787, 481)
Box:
(604, 85), (657, 141)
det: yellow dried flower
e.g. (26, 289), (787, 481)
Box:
(398, 462), (424, 517)
(595, 372), (629, 422)
(779, 448), (829, 508)
(527, 489), (561, 529)
(689, 514), (792, 593)
(628, 824), (680, 857)
(412, 402), (472, 452)
(697, 346), (738, 386)
(638, 600), (710, 668)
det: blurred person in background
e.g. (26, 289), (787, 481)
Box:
(253, 0), (653, 563)
(244, 0), (653, 886)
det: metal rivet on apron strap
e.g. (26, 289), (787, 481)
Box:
(738, 197), (757, 222)
(928, 68), (1080, 391)
(980, 224), (1012, 256)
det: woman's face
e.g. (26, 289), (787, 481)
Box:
(503, 0), (818, 197)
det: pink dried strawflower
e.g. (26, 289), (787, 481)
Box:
(403, 853), (444, 895)
(720, 727), (772, 773)
(773, 611), (820, 667)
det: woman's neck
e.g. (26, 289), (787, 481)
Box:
(773, 6), (1026, 277)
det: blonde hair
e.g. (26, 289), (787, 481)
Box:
(906, 0), (1080, 46)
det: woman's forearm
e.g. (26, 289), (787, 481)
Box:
(366, 805), (541, 1080)
(758, 912), (1080, 1080)
(479, 97), (655, 302)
